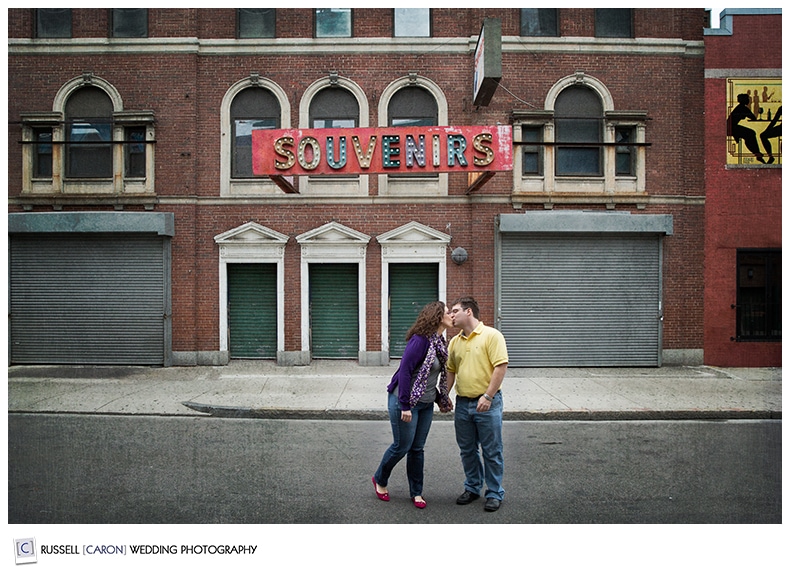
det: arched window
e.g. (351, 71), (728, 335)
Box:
(555, 85), (603, 176)
(309, 87), (358, 129)
(231, 87), (281, 178)
(20, 74), (155, 196)
(388, 86), (438, 182)
(388, 86), (437, 127)
(513, 72), (646, 197)
(65, 86), (113, 178)
(378, 76), (447, 196)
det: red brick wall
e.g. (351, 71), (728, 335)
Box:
(703, 12), (782, 366)
(8, 7), (709, 359)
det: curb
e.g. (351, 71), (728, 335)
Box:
(180, 401), (782, 421)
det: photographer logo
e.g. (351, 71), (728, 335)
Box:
(14, 538), (37, 565)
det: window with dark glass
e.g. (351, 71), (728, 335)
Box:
(238, 8), (275, 38)
(394, 8), (430, 37)
(388, 86), (437, 127)
(231, 87), (281, 178)
(36, 8), (71, 38)
(520, 8), (558, 37)
(521, 126), (543, 175)
(388, 86), (438, 178)
(555, 86), (603, 176)
(315, 8), (351, 38)
(736, 250), (781, 341)
(124, 127), (146, 178)
(615, 127), (635, 176)
(65, 87), (113, 178)
(112, 8), (147, 38)
(310, 87), (358, 129)
(595, 8), (632, 38)
(33, 128), (53, 178)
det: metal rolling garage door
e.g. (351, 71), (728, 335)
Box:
(10, 232), (168, 365)
(309, 263), (359, 358)
(500, 233), (663, 367)
(227, 263), (277, 359)
(389, 263), (439, 357)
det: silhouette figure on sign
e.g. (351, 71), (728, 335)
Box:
(728, 92), (766, 163)
(760, 106), (781, 164)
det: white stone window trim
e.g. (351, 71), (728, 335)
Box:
(295, 222), (371, 360)
(298, 75), (370, 196)
(214, 222), (290, 361)
(512, 71), (646, 196)
(220, 75), (291, 197)
(22, 74), (155, 196)
(377, 74), (449, 196)
(376, 221), (451, 357)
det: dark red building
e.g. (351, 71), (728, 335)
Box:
(703, 9), (782, 366)
(8, 8), (710, 367)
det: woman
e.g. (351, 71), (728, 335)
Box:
(372, 301), (454, 509)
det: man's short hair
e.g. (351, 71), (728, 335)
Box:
(452, 296), (479, 319)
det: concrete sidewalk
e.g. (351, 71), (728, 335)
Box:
(7, 361), (782, 421)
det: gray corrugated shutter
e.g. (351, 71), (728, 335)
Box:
(228, 263), (277, 359)
(10, 233), (167, 365)
(389, 263), (438, 358)
(500, 233), (662, 366)
(309, 263), (358, 358)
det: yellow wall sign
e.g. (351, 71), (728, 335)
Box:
(727, 78), (782, 165)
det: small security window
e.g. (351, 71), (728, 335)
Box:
(394, 8), (430, 37)
(736, 250), (781, 341)
(315, 8), (351, 38)
(595, 8), (632, 38)
(111, 8), (148, 38)
(238, 8), (275, 38)
(36, 8), (71, 38)
(520, 8), (558, 37)
(521, 126), (543, 175)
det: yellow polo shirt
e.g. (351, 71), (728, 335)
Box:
(447, 322), (509, 397)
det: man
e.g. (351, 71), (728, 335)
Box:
(446, 296), (508, 512)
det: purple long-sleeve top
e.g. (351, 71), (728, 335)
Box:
(386, 334), (429, 411)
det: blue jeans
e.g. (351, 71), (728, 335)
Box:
(454, 392), (504, 501)
(374, 392), (435, 497)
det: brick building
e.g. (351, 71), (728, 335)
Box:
(8, 8), (709, 367)
(703, 9), (782, 366)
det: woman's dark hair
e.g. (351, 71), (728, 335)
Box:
(405, 301), (446, 340)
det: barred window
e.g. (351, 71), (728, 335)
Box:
(736, 250), (781, 341)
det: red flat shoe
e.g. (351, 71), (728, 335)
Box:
(412, 497), (427, 509)
(372, 476), (389, 501)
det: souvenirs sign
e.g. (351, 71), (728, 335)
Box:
(252, 125), (513, 177)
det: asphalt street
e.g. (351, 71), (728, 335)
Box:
(8, 414), (781, 524)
